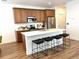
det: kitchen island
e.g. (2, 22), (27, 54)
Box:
(22, 28), (65, 55)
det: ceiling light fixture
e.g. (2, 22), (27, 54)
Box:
(48, 1), (51, 5)
(48, 0), (52, 7)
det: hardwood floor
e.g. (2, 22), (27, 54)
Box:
(0, 40), (79, 59)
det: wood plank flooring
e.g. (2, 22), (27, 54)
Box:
(1, 40), (79, 59)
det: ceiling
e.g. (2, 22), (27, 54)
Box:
(8, 0), (74, 8)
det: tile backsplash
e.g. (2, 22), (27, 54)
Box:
(15, 22), (43, 30)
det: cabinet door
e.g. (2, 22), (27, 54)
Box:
(16, 30), (29, 42)
(46, 10), (55, 17)
(13, 8), (21, 23)
(26, 9), (32, 17)
(36, 10), (41, 22)
(16, 31), (22, 42)
(21, 9), (27, 23)
(31, 10), (37, 17)
(40, 10), (45, 22)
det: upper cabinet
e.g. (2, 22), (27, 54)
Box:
(40, 10), (45, 22)
(13, 8), (22, 23)
(13, 8), (33, 23)
(36, 10), (41, 22)
(31, 10), (37, 17)
(45, 9), (55, 17)
(21, 9), (27, 23)
(13, 8), (55, 23)
(33, 10), (45, 22)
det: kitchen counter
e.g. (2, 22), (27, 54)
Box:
(16, 28), (44, 32)
(21, 28), (65, 55)
(22, 28), (65, 36)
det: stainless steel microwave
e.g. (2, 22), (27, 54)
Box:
(27, 17), (37, 23)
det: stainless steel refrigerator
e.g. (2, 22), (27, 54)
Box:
(47, 17), (56, 29)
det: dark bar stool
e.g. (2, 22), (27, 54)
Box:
(44, 36), (55, 54)
(60, 33), (70, 48)
(32, 39), (45, 58)
(54, 35), (63, 52)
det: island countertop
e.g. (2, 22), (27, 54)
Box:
(22, 28), (65, 37)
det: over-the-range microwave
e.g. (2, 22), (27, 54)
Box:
(27, 17), (37, 23)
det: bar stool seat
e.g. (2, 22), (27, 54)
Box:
(55, 35), (62, 39)
(60, 33), (69, 37)
(44, 37), (52, 41)
(32, 39), (44, 44)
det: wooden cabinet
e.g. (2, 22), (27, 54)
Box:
(21, 9), (34, 23)
(16, 30), (29, 42)
(13, 8), (28, 23)
(35, 10), (45, 22)
(31, 10), (37, 17)
(45, 10), (55, 17)
(26, 9), (32, 17)
(21, 9), (27, 23)
(35, 10), (41, 22)
(45, 9), (55, 22)
(13, 8), (55, 23)
(40, 10), (45, 22)
(13, 8), (31, 23)
(13, 8), (21, 23)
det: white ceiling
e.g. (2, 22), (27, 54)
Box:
(11, 0), (74, 8)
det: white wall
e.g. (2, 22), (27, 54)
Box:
(66, 0), (79, 40)
(0, 2), (16, 43)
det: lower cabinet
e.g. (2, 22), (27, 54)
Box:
(16, 30), (29, 42)
(16, 30), (29, 51)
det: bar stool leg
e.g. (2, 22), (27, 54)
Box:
(63, 37), (65, 49)
(32, 42), (33, 56)
(55, 39), (60, 52)
(54, 39), (56, 53)
(64, 35), (71, 48)
(54, 39), (57, 53)
(42, 43), (43, 54)
(44, 42), (48, 55)
(37, 44), (39, 58)
(69, 35), (71, 47)
(57, 40), (59, 52)
(53, 39), (56, 53)
(51, 41), (52, 50)
(51, 40), (55, 54)
(46, 42), (48, 54)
